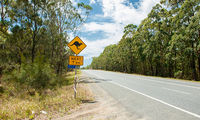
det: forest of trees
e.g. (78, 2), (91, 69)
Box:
(0, 0), (91, 92)
(90, 0), (200, 81)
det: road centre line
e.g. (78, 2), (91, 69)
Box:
(92, 71), (200, 90)
(162, 87), (190, 95)
(88, 72), (200, 118)
(109, 81), (200, 119)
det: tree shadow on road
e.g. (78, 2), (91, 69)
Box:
(78, 76), (112, 84)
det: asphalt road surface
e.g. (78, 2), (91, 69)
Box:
(82, 70), (200, 120)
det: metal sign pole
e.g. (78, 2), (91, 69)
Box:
(68, 36), (86, 99)
(74, 55), (77, 99)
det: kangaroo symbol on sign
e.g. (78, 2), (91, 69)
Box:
(71, 41), (82, 50)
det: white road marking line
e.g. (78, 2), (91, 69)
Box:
(84, 71), (200, 118)
(109, 81), (200, 119)
(141, 79), (200, 90)
(162, 87), (190, 95)
(87, 70), (200, 90)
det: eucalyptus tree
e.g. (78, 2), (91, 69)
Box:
(177, 0), (200, 80)
(136, 18), (153, 75)
(0, 0), (92, 90)
(90, 0), (200, 81)
(117, 24), (137, 73)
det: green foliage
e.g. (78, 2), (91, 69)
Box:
(0, 0), (92, 92)
(174, 70), (183, 79)
(3, 56), (56, 92)
(90, 0), (200, 81)
(0, 85), (4, 93)
(0, 1), (92, 119)
(78, 2), (92, 10)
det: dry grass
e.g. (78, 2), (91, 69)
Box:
(0, 71), (93, 120)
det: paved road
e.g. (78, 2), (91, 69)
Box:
(82, 70), (200, 120)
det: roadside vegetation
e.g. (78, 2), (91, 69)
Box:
(90, 0), (200, 81)
(0, 71), (93, 120)
(0, 0), (92, 119)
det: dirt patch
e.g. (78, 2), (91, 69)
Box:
(55, 74), (133, 120)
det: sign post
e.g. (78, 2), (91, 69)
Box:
(74, 59), (77, 99)
(67, 36), (86, 99)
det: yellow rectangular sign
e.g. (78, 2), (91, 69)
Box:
(69, 56), (83, 66)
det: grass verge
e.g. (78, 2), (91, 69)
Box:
(0, 70), (93, 120)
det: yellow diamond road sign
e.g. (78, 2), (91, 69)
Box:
(67, 36), (86, 55)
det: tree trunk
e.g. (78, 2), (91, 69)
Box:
(168, 60), (173, 77)
(32, 34), (36, 63)
(32, 0), (37, 63)
(191, 42), (197, 81)
(130, 56), (135, 73)
(198, 54), (200, 80)
(155, 63), (158, 76)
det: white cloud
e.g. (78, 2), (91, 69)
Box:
(90, 0), (96, 5)
(82, 22), (120, 34)
(102, 0), (160, 25)
(80, 26), (124, 60)
(80, 32), (116, 64)
(80, 0), (160, 66)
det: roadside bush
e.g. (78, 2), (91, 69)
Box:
(2, 55), (57, 94)
(0, 85), (4, 93)
(174, 70), (183, 79)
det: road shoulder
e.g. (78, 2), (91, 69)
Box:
(56, 73), (132, 120)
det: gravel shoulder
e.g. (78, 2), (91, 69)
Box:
(56, 73), (133, 120)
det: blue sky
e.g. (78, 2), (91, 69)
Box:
(71, 0), (160, 67)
